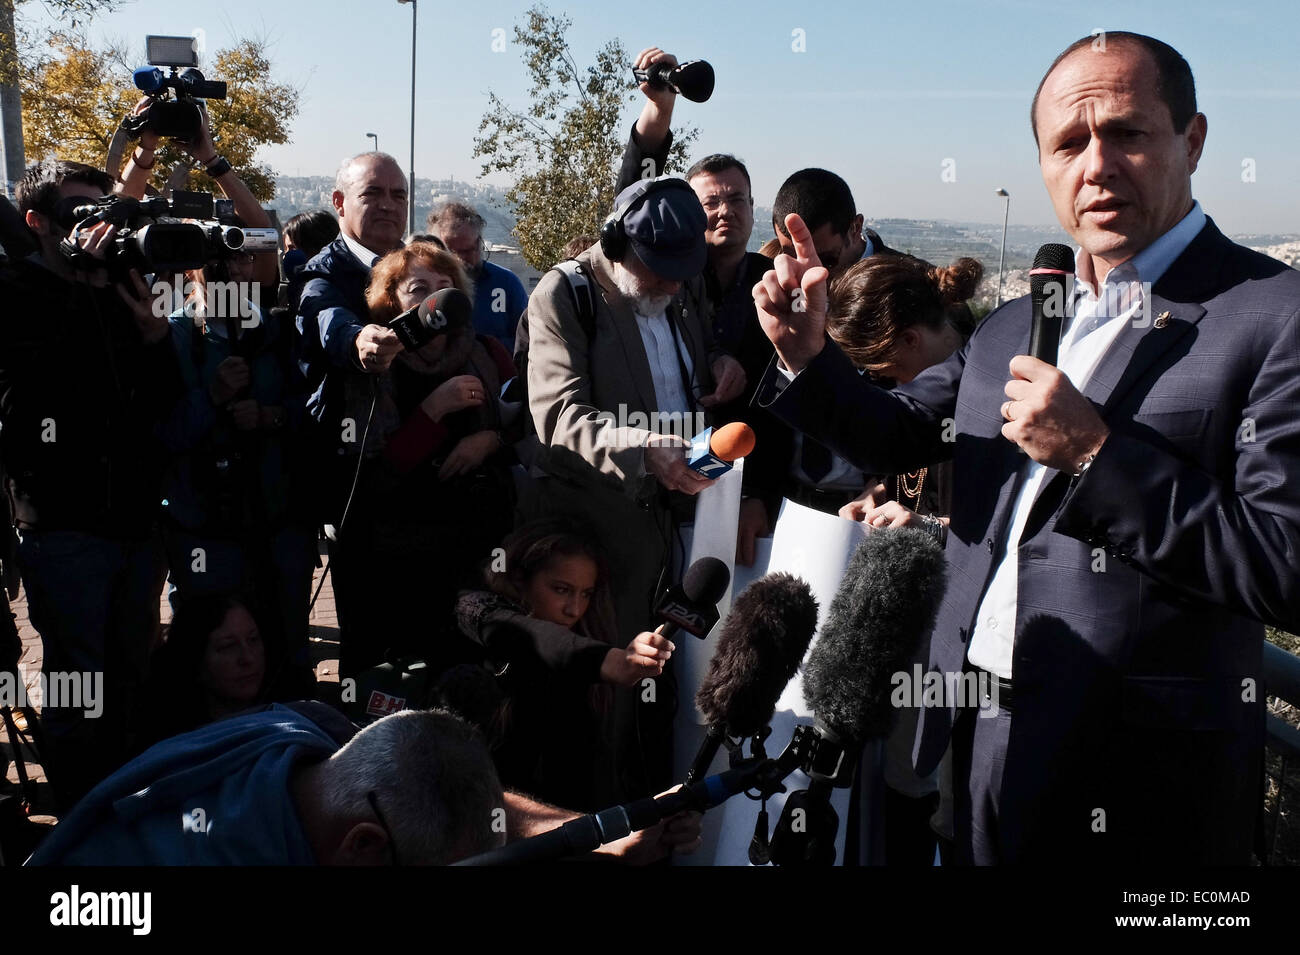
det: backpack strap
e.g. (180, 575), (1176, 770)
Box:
(552, 259), (597, 342)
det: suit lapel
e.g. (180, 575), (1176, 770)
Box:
(1027, 219), (1225, 511)
(586, 248), (658, 413)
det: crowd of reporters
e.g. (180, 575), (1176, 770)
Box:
(0, 47), (987, 865)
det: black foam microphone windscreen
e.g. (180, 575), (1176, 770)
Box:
(803, 528), (948, 746)
(696, 573), (818, 737)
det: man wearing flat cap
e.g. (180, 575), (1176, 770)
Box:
(526, 175), (745, 801)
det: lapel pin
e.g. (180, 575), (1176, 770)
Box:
(1154, 311), (1170, 329)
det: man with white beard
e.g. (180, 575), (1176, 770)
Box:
(525, 175), (745, 803)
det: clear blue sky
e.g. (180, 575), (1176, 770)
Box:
(26, 0), (1300, 233)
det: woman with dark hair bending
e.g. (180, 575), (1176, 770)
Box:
(829, 254), (983, 538)
(456, 518), (673, 810)
(824, 253), (984, 867)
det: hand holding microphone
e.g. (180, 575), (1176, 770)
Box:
(645, 433), (714, 494)
(686, 421), (755, 479)
(600, 628), (675, 687)
(631, 48), (715, 103)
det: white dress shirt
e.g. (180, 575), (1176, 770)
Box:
(341, 232), (381, 269)
(967, 202), (1207, 678)
(634, 307), (695, 420)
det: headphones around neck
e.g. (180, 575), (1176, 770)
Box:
(598, 175), (697, 263)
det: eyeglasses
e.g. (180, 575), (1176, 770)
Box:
(366, 790), (402, 866)
(699, 192), (751, 212)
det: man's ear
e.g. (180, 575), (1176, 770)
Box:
(851, 213), (864, 237)
(332, 189), (346, 218)
(327, 821), (391, 866)
(24, 209), (47, 234)
(1183, 113), (1208, 174)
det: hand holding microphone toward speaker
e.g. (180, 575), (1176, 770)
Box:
(600, 627), (675, 687)
(645, 433), (715, 495)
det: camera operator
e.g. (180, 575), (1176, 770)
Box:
(0, 160), (182, 811)
(117, 96), (278, 290)
(157, 230), (317, 698)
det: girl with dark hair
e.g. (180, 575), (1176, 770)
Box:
(456, 518), (673, 810)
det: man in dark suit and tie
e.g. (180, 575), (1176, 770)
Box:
(753, 31), (1300, 864)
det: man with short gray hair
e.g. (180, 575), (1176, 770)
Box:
(28, 705), (505, 865)
(427, 200), (528, 354)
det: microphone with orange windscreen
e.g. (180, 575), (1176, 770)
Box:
(686, 422), (756, 478)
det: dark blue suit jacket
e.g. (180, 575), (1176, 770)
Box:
(758, 218), (1300, 863)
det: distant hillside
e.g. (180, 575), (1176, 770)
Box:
(270, 177), (1296, 307)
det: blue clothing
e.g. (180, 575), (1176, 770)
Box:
(27, 706), (339, 865)
(160, 305), (305, 532)
(471, 260), (528, 355)
(295, 237), (372, 428)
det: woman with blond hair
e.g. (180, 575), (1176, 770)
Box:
(331, 241), (521, 681)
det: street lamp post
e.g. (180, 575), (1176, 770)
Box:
(994, 188), (1010, 307)
(397, 0), (417, 232)
(366, 132), (378, 153)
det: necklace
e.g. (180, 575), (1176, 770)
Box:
(897, 468), (927, 508)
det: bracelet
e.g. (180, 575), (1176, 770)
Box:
(919, 513), (948, 547)
(1073, 451), (1098, 478)
(132, 148), (156, 169)
(204, 155), (232, 179)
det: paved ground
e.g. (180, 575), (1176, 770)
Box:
(1, 540), (341, 819)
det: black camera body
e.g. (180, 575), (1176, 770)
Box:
(58, 191), (249, 277)
(127, 36), (228, 142)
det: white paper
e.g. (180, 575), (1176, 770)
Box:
(679, 498), (876, 866)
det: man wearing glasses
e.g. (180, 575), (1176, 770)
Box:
(617, 46), (789, 563)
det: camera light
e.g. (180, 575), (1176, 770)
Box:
(145, 35), (199, 68)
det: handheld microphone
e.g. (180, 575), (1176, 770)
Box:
(654, 556), (730, 640)
(387, 286), (472, 350)
(686, 421), (755, 478)
(769, 528), (948, 865)
(1027, 243), (1075, 366)
(632, 59), (715, 103)
(454, 759), (769, 866)
(686, 573), (818, 783)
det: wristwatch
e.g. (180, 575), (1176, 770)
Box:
(204, 155), (232, 179)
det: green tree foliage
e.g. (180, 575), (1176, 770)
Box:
(475, 4), (697, 270)
(20, 32), (298, 201)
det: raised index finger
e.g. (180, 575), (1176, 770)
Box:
(783, 213), (823, 270)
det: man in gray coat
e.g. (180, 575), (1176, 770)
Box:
(526, 175), (745, 799)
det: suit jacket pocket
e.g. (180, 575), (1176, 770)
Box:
(1127, 408), (1212, 458)
(1120, 674), (1249, 732)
